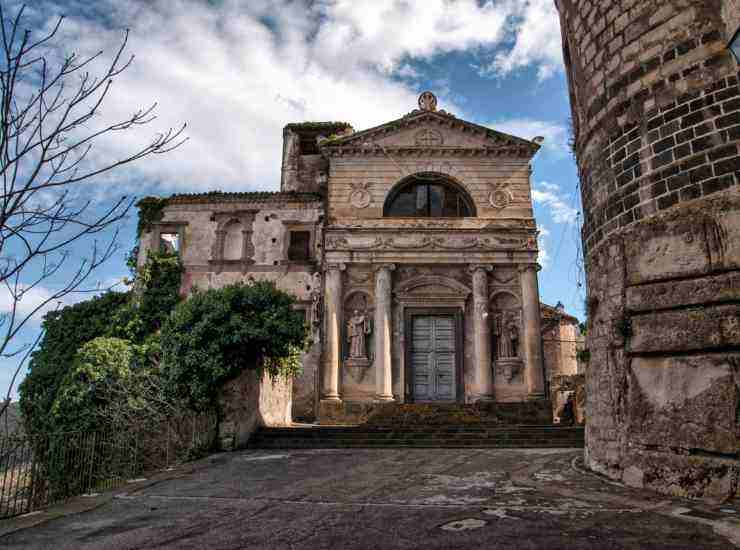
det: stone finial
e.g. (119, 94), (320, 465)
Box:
(418, 91), (437, 111)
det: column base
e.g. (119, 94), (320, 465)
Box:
(375, 394), (395, 402)
(321, 394), (341, 402)
(473, 395), (495, 403)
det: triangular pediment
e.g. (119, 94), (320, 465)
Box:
(319, 109), (540, 158)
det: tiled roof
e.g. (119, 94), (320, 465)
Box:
(541, 302), (580, 324)
(283, 121), (353, 132)
(166, 191), (323, 205)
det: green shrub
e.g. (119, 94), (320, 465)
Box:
(160, 281), (309, 412)
(19, 291), (130, 436)
(110, 251), (183, 342)
(50, 337), (135, 433)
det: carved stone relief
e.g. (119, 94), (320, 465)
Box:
(349, 182), (372, 209)
(325, 234), (531, 251)
(414, 128), (444, 147)
(489, 188), (513, 209)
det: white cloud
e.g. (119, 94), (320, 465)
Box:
(21, 0), (562, 195)
(537, 225), (551, 269)
(0, 285), (84, 323)
(488, 118), (569, 155)
(531, 181), (578, 224)
(0, 278), (125, 325)
(477, 0), (563, 80)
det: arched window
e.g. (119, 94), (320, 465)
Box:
(383, 173), (475, 218)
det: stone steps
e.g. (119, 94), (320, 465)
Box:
(248, 425), (584, 449)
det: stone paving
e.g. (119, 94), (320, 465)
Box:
(1, 448), (738, 549)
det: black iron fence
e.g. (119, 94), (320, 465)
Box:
(0, 413), (217, 519)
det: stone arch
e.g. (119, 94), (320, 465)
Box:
(489, 290), (520, 310)
(397, 275), (472, 298)
(383, 172), (476, 217)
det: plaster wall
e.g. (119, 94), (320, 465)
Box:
(142, 197), (325, 424)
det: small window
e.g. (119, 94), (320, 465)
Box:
(300, 136), (319, 155)
(384, 173), (474, 218)
(159, 232), (180, 255)
(288, 231), (311, 261)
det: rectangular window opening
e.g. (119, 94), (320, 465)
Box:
(159, 232), (180, 255)
(288, 230), (311, 261)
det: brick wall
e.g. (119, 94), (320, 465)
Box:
(556, 0), (740, 500)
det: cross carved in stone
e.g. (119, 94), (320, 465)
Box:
(415, 129), (443, 147)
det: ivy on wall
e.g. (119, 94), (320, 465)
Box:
(135, 197), (168, 237)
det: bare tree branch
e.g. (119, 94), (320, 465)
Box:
(0, 4), (187, 412)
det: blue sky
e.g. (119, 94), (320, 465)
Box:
(1, 0), (584, 398)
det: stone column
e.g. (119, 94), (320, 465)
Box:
(519, 264), (546, 399)
(374, 264), (395, 401)
(322, 263), (344, 401)
(470, 264), (494, 401)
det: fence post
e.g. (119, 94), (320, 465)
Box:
(86, 432), (97, 494)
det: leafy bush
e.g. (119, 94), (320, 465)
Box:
(50, 337), (135, 433)
(21, 250), (182, 435)
(109, 251), (183, 342)
(19, 291), (129, 436)
(160, 281), (309, 411)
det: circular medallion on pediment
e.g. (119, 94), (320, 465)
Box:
(418, 91), (438, 111)
(350, 187), (371, 209)
(414, 128), (443, 147)
(489, 189), (512, 209)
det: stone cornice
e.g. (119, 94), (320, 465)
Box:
(319, 110), (540, 157)
(323, 145), (535, 159)
(325, 233), (538, 252)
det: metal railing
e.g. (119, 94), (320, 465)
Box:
(0, 413), (217, 519)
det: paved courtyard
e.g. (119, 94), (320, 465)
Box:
(1, 447), (738, 549)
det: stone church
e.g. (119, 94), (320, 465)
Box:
(139, 92), (573, 423)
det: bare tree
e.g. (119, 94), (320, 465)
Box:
(0, 4), (187, 421)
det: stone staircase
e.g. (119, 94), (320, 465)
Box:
(248, 424), (584, 449)
(248, 403), (584, 450)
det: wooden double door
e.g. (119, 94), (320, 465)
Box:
(410, 315), (458, 402)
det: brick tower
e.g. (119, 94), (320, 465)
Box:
(554, 1), (740, 499)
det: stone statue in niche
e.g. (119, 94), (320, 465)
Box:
(492, 311), (523, 384)
(346, 309), (371, 367)
(507, 317), (519, 358)
(493, 312), (519, 359)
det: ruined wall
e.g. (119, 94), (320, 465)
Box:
(555, 0), (740, 499)
(218, 368), (292, 449)
(141, 194), (325, 424)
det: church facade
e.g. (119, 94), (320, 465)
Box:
(138, 92), (557, 423)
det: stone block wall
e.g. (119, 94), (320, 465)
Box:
(556, 0), (740, 500)
(218, 368), (292, 450)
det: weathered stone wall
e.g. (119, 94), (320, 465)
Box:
(218, 368), (292, 449)
(556, 0), (740, 500)
(542, 314), (581, 381)
(551, 374), (586, 425)
(140, 194), (325, 424)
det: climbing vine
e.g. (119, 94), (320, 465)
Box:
(135, 196), (168, 237)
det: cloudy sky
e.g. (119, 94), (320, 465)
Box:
(1, 0), (584, 397)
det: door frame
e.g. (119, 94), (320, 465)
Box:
(403, 307), (464, 403)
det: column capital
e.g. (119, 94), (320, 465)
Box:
(468, 264), (494, 274)
(518, 263), (542, 274)
(373, 263), (396, 274)
(324, 262), (346, 272)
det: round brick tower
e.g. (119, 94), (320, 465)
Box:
(555, 0), (740, 499)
